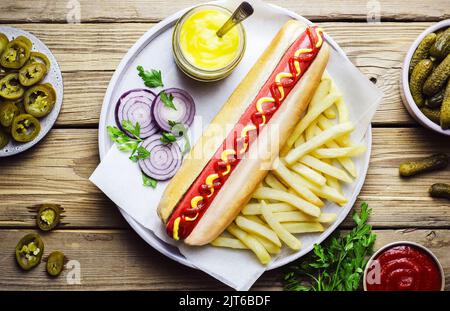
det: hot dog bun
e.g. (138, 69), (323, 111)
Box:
(157, 20), (329, 245)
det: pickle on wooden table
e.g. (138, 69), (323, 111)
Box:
(399, 153), (449, 177)
(429, 183), (450, 200)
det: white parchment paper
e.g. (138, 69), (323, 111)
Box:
(90, 0), (383, 290)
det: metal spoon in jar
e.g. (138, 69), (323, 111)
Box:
(216, 2), (254, 38)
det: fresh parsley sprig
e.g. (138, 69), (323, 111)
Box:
(107, 121), (151, 162)
(284, 202), (376, 291)
(161, 91), (177, 110)
(137, 66), (163, 88)
(142, 173), (157, 189)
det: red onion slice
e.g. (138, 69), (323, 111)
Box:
(115, 88), (157, 138)
(152, 88), (195, 131)
(138, 134), (182, 181)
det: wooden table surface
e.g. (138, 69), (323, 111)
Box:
(1, 0), (450, 291)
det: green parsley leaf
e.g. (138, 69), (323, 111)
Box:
(142, 173), (157, 188)
(160, 131), (177, 144)
(284, 202), (376, 292)
(121, 120), (141, 140)
(137, 66), (163, 88)
(160, 91), (177, 110)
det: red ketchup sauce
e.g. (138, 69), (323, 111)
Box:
(167, 27), (324, 240)
(365, 244), (442, 291)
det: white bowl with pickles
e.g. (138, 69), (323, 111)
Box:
(401, 19), (450, 136)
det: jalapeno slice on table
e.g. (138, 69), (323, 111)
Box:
(15, 233), (44, 271)
(19, 63), (47, 87)
(0, 33), (8, 55)
(0, 128), (8, 148)
(0, 73), (25, 100)
(37, 204), (61, 231)
(11, 114), (40, 142)
(24, 83), (56, 118)
(1, 39), (31, 69)
(46, 251), (65, 277)
(27, 52), (50, 71)
(0, 101), (19, 127)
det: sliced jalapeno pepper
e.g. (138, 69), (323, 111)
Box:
(0, 73), (25, 100)
(46, 251), (65, 277)
(1, 39), (30, 69)
(15, 35), (33, 50)
(27, 52), (50, 71)
(15, 233), (44, 271)
(24, 83), (56, 117)
(0, 33), (8, 55)
(37, 204), (61, 231)
(0, 101), (19, 127)
(15, 100), (26, 114)
(11, 114), (40, 142)
(0, 129), (8, 149)
(19, 62), (47, 87)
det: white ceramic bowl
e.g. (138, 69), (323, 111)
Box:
(363, 241), (445, 291)
(401, 19), (450, 136)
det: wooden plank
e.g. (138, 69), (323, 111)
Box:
(1, 127), (449, 229)
(6, 22), (435, 126)
(1, 0), (449, 23)
(0, 228), (448, 290)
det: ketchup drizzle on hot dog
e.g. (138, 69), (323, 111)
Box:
(167, 27), (324, 240)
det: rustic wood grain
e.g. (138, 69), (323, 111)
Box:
(1, 127), (449, 229)
(1, 0), (449, 23)
(0, 228), (448, 290)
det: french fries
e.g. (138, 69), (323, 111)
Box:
(290, 162), (327, 186)
(235, 216), (281, 247)
(261, 201), (301, 251)
(273, 211), (337, 223)
(242, 202), (295, 215)
(282, 222), (324, 234)
(252, 187), (321, 217)
(272, 160), (324, 206)
(212, 73), (365, 265)
(227, 224), (271, 264)
(284, 122), (354, 165)
(211, 237), (248, 249)
(300, 155), (353, 183)
(312, 145), (366, 158)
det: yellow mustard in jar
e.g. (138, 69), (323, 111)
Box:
(179, 9), (240, 71)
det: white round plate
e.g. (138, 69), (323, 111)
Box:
(98, 2), (372, 271)
(0, 26), (64, 157)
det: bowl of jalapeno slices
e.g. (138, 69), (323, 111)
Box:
(0, 27), (63, 157)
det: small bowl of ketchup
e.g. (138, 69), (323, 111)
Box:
(364, 241), (445, 291)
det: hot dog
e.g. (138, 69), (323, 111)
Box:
(158, 20), (329, 245)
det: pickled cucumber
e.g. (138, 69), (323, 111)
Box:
(440, 79), (450, 129)
(399, 153), (449, 177)
(423, 53), (450, 96)
(430, 28), (450, 60)
(425, 89), (444, 108)
(410, 59), (434, 107)
(429, 183), (450, 200)
(421, 107), (441, 124)
(409, 33), (436, 75)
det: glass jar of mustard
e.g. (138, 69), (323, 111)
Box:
(172, 4), (246, 82)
